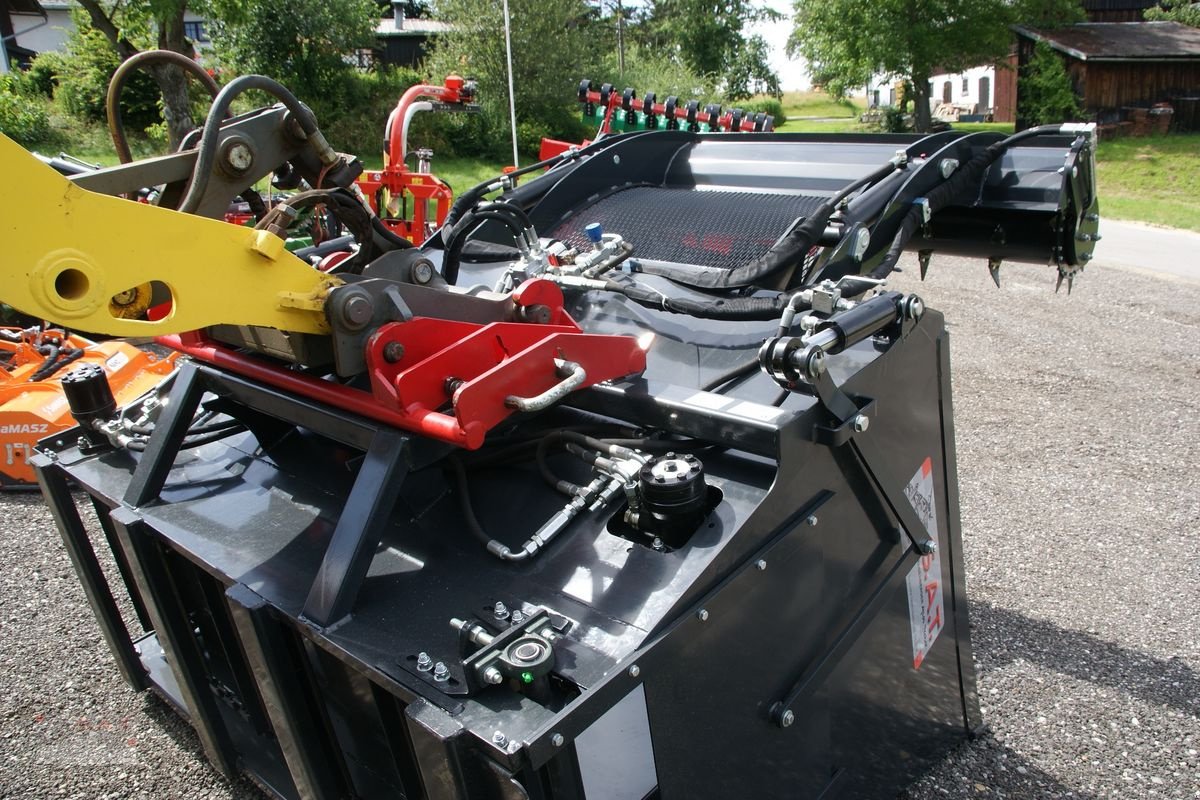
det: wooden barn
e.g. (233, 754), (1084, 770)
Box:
(1081, 0), (1160, 23)
(1013, 22), (1200, 131)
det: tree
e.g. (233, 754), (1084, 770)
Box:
(1145, 0), (1200, 27)
(206, 0), (378, 106)
(630, 0), (782, 100)
(426, 0), (600, 156)
(74, 0), (200, 149)
(1018, 41), (1081, 126)
(788, 0), (1081, 132)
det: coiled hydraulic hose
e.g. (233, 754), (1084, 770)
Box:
(441, 201), (534, 285)
(178, 75), (338, 214)
(106, 50), (220, 164)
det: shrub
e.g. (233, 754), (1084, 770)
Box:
(22, 51), (66, 98)
(738, 97), (786, 123)
(0, 75), (53, 147)
(880, 106), (908, 133)
(53, 27), (161, 131)
(1019, 41), (1082, 126)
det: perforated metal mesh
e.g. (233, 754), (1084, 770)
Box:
(549, 186), (828, 270)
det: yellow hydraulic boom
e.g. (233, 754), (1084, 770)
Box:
(0, 133), (339, 337)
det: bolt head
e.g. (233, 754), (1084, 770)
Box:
(416, 651), (432, 671)
(628, 664), (641, 678)
(806, 350), (826, 379)
(755, 559), (767, 571)
(852, 228), (871, 261)
(852, 414), (870, 433)
(697, 608), (709, 622)
(492, 731), (508, 746)
(484, 667), (503, 685)
(551, 733), (565, 747)
(806, 515), (818, 526)
(223, 141), (254, 173)
(432, 662), (449, 681)
(412, 261), (435, 284)
(780, 709), (795, 728)
(383, 342), (405, 363)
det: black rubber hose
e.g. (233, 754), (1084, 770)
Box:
(475, 199), (533, 231)
(106, 49), (220, 164)
(178, 75), (328, 214)
(534, 430), (622, 497)
(28, 344), (59, 381)
(701, 357), (760, 392)
(852, 125), (1071, 290)
(637, 159), (902, 292)
(371, 216), (415, 249)
(441, 209), (530, 286)
(30, 347), (85, 382)
(610, 279), (791, 320)
(446, 455), (503, 548)
(442, 138), (614, 235)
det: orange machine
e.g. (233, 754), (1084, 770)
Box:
(0, 327), (178, 487)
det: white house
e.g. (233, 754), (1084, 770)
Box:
(3, 0), (210, 73)
(865, 65), (999, 115)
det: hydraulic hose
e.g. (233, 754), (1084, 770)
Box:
(106, 49), (220, 164)
(609, 278), (792, 320)
(442, 207), (531, 285)
(637, 158), (904, 292)
(848, 124), (1076, 293)
(442, 137), (616, 236)
(178, 74), (337, 214)
(701, 357), (760, 392)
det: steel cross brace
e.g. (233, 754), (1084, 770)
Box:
(809, 360), (936, 557)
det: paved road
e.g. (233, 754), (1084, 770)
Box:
(1092, 219), (1200, 282)
(0, 245), (1196, 799)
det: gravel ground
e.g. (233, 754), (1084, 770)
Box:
(1, 254), (1198, 799)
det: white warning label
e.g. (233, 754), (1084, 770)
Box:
(904, 456), (944, 669)
(104, 350), (130, 374)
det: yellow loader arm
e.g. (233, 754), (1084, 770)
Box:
(0, 133), (338, 337)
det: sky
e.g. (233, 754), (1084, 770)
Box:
(748, 0), (812, 91)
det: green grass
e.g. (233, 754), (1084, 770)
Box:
(950, 121), (1015, 134)
(779, 90), (866, 120)
(1095, 133), (1200, 232)
(775, 117), (869, 134)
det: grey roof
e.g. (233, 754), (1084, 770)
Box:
(1014, 21), (1200, 61)
(376, 17), (454, 38)
(6, 0), (47, 15)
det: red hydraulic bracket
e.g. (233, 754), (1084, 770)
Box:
(160, 279), (646, 450)
(364, 279), (645, 448)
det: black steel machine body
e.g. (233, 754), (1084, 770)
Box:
(29, 122), (1102, 799)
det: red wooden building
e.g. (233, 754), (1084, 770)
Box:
(1013, 22), (1200, 130)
